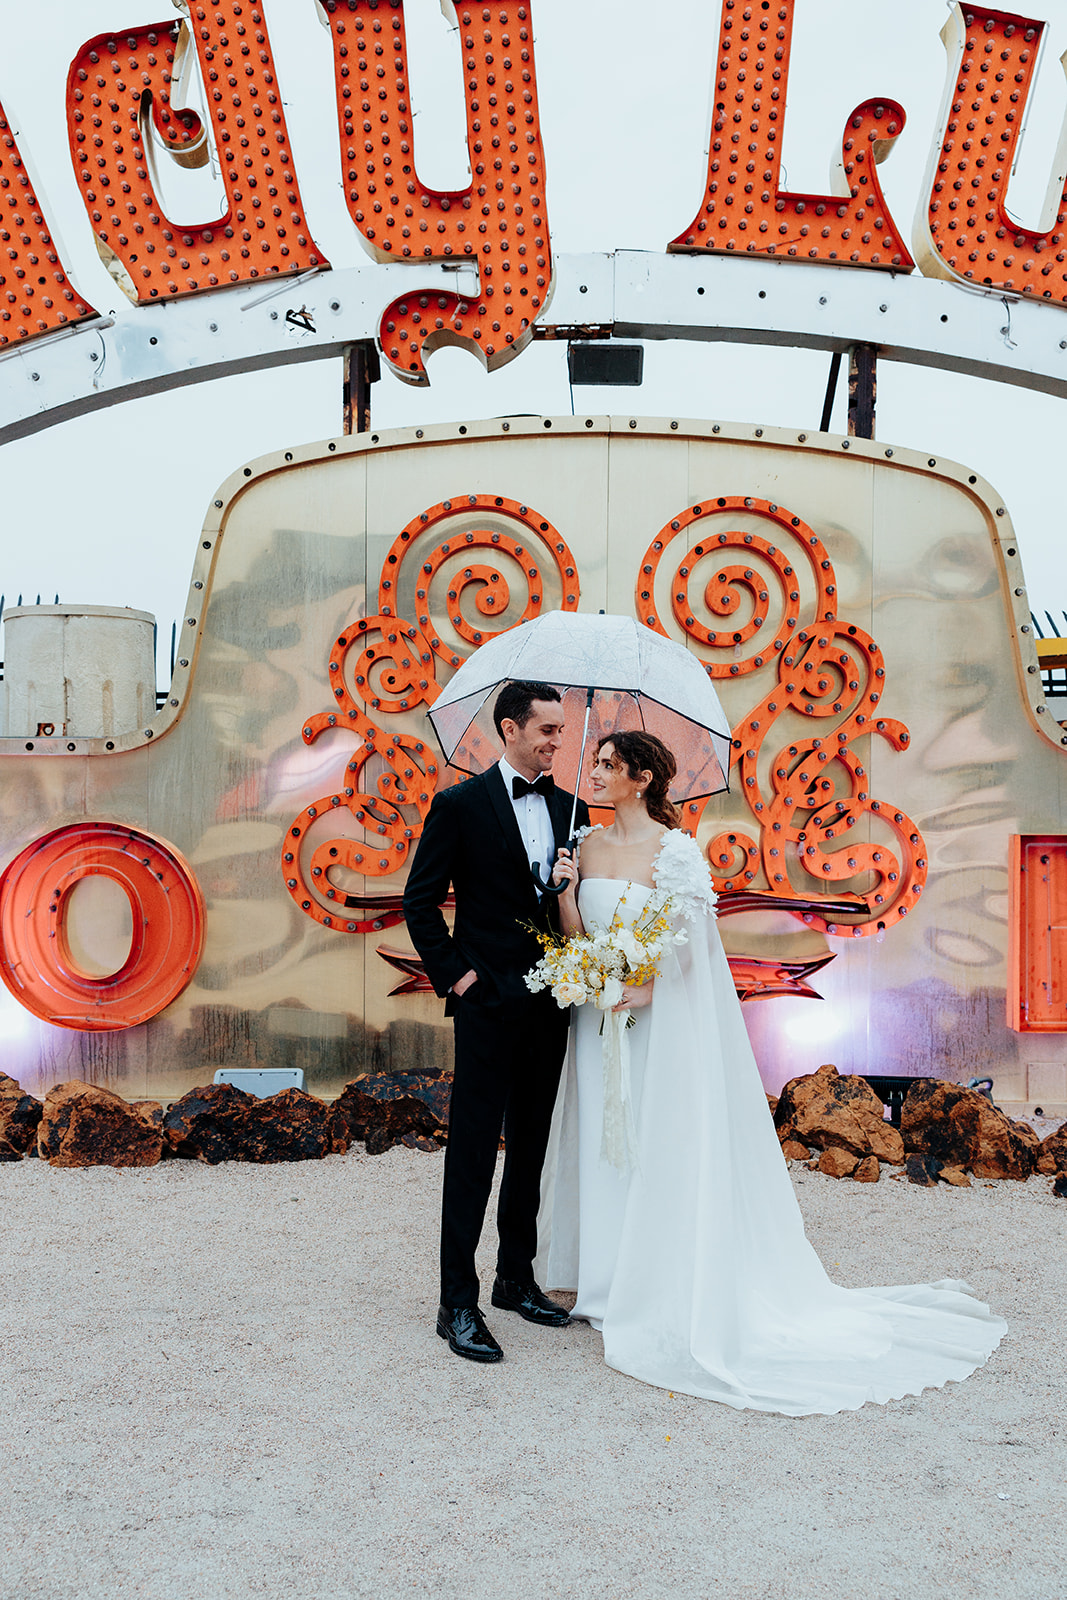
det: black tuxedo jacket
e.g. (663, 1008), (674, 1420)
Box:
(402, 766), (590, 1012)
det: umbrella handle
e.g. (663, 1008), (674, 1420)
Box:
(532, 838), (577, 898)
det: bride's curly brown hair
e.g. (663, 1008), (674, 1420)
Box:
(596, 730), (681, 830)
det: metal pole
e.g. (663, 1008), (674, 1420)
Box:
(342, 340), (381, 435)
(847, 343), (877, 439)
(819, 351), (842, 433)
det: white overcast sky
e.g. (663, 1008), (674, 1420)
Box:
(4, 0), (1067, 676)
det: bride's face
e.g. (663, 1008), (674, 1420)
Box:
(590, 742), (644, 808)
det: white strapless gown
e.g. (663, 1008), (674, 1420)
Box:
(535, 867), (1007, 1416)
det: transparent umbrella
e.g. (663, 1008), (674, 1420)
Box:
(427, 611), (732, 889)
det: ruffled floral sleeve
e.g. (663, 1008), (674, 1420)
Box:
(653, 830), (718, 923)
(573, 823), (604, 863)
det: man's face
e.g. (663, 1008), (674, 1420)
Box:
(502, 699), (565, 778)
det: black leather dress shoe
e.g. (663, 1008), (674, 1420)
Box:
(436, 1304), (503, 1362)
(490, 1277), (572, 1327)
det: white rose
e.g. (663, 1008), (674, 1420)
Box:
(554, 981), (586, 1007)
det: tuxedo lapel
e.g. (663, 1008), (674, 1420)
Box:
(548, 785), (575, 852)
(484, 766), (540, 901)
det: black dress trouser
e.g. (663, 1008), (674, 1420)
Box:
(440, 989), (569, 1308)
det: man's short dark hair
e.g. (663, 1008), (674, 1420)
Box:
(493, 680), (562, 738)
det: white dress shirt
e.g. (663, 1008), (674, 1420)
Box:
(498, 756), (555, 882)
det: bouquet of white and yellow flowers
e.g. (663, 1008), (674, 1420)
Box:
(524, 889), (687, 1173)
(523, 889), (687, 1021)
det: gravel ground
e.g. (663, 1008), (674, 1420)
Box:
(1, 1148), (1064, 1600)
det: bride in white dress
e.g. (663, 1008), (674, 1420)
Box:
(536, 730), (1006, 1416)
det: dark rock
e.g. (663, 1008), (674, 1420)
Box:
(901, 1079), (1037, 1180)
(853, 1154), (880, 1183)
(333, 1072), (451, 1155)
(1052, 1171), (1067, 1199)
(774, 1062), (905, 1164)
(817, 1146), (858, 1179)
(402, 1132), (443, 1152)
(233, 1088), (342, 1164)
(165, 1084), (347, 1163)
(0, 1073), (43, 1156)
(38, 1083), (164, 1168)
(766, 1094), (779, 1118)
(905, 1153), (941, 1187)
(164, 1083), (256, 1164)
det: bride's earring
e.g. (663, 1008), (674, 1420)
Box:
(636, 790), (643, 799)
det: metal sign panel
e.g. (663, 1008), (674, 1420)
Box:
(0, 418), (1060, 1103)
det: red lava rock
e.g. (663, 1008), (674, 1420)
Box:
(905, 1153), (941, 1187)
(938, 1164), (972, 1188)
(1052, 1171), (1067, 1199)
(818, 1146), (859, 1179)
(0, 1074), (43, 1157)
(1036, 1122), (1067, 1175)
(853, 1154), (880, 1183)
(900, 1079), (1037, 1181)
(766, 1094), (779, 1118)
(38, 1083), (163, 1168)
(774, 1062), (904, 1165)
(780, 1137), (811, 1162)
(333, 1072), (451, 1155)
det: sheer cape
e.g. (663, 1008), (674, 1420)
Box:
(535, 830), (1006, 1416)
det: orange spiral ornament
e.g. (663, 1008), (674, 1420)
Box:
(378, 494), (579, 670)
(637, 496), (926, 936)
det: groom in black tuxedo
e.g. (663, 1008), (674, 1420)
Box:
(403, 681), (589, 1362)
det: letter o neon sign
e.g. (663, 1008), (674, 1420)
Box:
(0, 823), (205, 1031)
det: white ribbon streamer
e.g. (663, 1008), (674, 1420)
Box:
(600, 1008), (639, 1174)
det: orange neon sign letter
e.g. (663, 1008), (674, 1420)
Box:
(669, 0), (913, 270)
(1, 99), (98, 346)
(65, 7), (328, 302)
(319, 0), (552, 385)
(918, 6), (1067, 303)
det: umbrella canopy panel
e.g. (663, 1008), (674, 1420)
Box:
(428, 612), (732, 804)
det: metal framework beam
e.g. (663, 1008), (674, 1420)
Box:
(3, 251), (1067, 446)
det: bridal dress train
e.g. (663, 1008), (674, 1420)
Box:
(535, 829), (1006, 1416)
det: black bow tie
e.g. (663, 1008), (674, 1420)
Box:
(512, 774), (555, 799)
